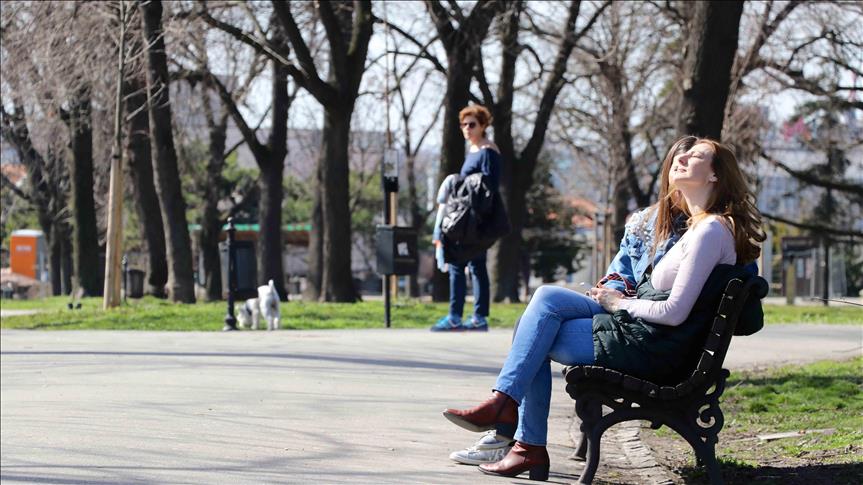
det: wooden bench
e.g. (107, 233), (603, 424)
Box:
(563, 276), (767, 484)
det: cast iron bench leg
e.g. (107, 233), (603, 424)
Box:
(573, 432), (587, 461)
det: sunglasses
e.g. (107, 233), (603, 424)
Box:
(460, 121), (477, 129)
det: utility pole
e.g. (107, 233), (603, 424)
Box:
(104, 0), (129, 309)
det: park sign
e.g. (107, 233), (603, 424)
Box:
(781, 236), (816, 256)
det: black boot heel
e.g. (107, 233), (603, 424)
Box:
(528, 464), (550, 481)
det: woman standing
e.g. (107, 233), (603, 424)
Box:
(431, 105), (502, 332)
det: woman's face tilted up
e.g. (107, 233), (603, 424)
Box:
(669, 142), (718, 192)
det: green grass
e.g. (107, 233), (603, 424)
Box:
(1, 296), (859, 331)
(0, 296), (529, 331)
(720, 357), (863, 462)
(653, 358), (863, 484)
(762, 304), (863, 324)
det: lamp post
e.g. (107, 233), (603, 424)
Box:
(121, 255), (128, 304)
(223, 217), (238, 331)
(382, 149), (400, 328)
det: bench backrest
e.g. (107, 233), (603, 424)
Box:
(682, 275), (767, 395)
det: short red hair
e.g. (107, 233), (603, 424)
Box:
(459, 105), (493, 132)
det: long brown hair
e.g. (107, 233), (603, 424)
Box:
(651, 136), (697, 258)
(686, 138), (765, 264)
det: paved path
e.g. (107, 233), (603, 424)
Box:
(0, 310), (40, 318)
(1, 325), (860, 484)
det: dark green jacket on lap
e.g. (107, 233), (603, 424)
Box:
(592, 264), (766, 384)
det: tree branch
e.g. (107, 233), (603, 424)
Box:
(762, 211), (863, 238)
(345, 0), (374, 95)
(195, 2), (291, 66)
(317, 0), (349, 83)
(424, 0), (455, 52)
(272, 1), (338, 105)
(206, 72), (268, 162)
(761, 151), (863, 196)
(378, 18), (446, 74)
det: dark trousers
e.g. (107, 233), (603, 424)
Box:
(449, 253), (490, 318)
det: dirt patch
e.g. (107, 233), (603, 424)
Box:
(640, 425), (863, 484)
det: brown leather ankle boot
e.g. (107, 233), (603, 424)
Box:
(442, 391), (518, 435)
(479, 441), (550, 481)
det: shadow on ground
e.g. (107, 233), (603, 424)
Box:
(677, 462), (863, 484)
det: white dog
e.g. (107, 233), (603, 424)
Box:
(236, 280), (281, 330)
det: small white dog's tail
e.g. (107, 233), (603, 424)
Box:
(268, 279), (280, 301)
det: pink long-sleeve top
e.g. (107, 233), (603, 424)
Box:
(617, 216), (737, 326)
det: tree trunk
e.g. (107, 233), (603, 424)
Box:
(66, 96), (102, 296)
(256, 60), (289, 301)
(489, 0), (584, 301)
(406, 154), (421, 298)
(258, 160), (286, 298)
(612, 179), (630, 246)
(489, 4), (520, 302)
(492, 181), (526, 302)
(61, 225), (73, 295)
(319, 108), (358, 302)
(140, 0), (196, 303)
(678, 1), (744, 139)
(124, 77), (168, 297)
(48, 220), (62, 296)
(199, 204), (222, 301)
(200, 118), (227, 301)
(305, 171), (323, 300)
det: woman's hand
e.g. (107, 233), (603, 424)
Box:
(587, 287), (623, 312)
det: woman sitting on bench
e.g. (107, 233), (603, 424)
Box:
(442, 138), (765, 481)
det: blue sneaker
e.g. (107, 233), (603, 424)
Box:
(463, 314), (489, 331)
(431, 315), (463, 332)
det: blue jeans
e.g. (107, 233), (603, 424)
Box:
(494, 285), (606, 445)
(449, 253), (489, 318)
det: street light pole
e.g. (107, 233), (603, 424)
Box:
(223, 218), (238, 331)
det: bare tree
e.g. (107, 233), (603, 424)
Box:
(0, 104), (73, 295)
(380, 1), (508, 300)
(171, 7), (271, 300)
(140, 0), (196, 303)
(676, 1), (744, 138)
(273, 1), (373, 302)
(196, 3), (296, 300)
(1, 1), (134, 297)
(475, 0), (608, 301)
(201, 1), (374, 302)
(380, 13), (446, 296)
(553, 1), (681, 248)
(123, 65), (169, 296)
(722, 0), (862, 230)
(59, 89), (102, 297)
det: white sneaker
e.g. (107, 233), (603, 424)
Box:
(449, 431), (514, 465)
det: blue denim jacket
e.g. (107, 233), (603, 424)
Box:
(601, 208), (757, 294)
(601, 208), (682, 294)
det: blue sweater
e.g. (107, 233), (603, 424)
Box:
(460, 148), (501, 191)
